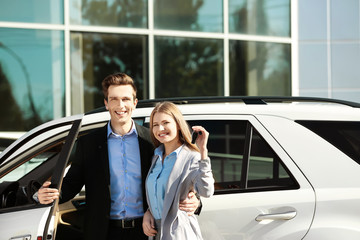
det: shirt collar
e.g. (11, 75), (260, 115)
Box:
(107, 120), (138, 138)
(154, 144), (184, 158)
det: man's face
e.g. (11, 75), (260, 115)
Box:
(104, 85), (138, 127)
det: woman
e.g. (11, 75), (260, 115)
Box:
(143, 101), (214, 240)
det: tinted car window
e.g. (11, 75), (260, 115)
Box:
(297, 121), (360, 164)
(188, 120), (298, 194)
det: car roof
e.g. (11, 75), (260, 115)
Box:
(2, 96), (360, 164)
(132, 96), (360, 121)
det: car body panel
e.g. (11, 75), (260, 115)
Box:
(0, 205), (53, 239)
(1, 97), (360, 239)
(183, 115), (316, 240)
(0, 116), (83, 240)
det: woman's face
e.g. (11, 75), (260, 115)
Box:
(152, 112), (179, 145)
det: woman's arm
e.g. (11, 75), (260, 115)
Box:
(191, 126), (215, 198)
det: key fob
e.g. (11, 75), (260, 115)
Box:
(191, 131), (202, 144)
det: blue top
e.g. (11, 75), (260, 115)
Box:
(107, 121), (143, 219)
(146, 144), (183, 220)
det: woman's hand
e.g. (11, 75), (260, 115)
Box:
(142, 209), (157, 237)
(38, 181), (59, 204)
(191, 126), (209, 159)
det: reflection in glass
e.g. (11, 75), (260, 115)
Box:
(155, 36), (223, 98)
(0, 28), (65, 131)
(229, 0), (290, 37)
(154, 0), (223, 32)
(0, 0), (63, 24)
(70, 32), (148, 114)
(188, 120), (247, 186)
(69, 0), (147, 28)
(229, 40), (291, 96)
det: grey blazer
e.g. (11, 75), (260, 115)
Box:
(146, 145), (215, 240)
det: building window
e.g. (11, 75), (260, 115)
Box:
(70, 32), (148, 114)
(154, 36), (224, 98)
(154, 0), (223, 32)
(69, 0), (148, 28)
(229, 40), (291, 96)
(229, 0), (291, 37)
(0, 0), (63, 24)
(0, 28), (65, 131)
(0, 0), (292, 130)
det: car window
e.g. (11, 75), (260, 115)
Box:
(0, 143), (63, 184)
(188, 120), (298, 194)
(296, 121), (360, 164)
(133, 117), (145, 126)
(0, 119), (82, 210)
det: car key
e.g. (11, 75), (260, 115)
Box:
(191, 131), (202, 144)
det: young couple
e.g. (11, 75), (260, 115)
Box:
(37, 73), (214, 240)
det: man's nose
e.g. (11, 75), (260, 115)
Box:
(118, 99), (124, 107)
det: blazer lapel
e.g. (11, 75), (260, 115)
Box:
(162, 146), (191, 219)
(96, 125), (110, 185)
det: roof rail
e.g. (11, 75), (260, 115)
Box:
(85, 96), (360, 115)
(136, 96), (360, 108)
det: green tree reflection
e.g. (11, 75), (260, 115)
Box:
(155, 37), (223, 98)
(77, 33), (147, 112)
(154, 0), (224, 98)
(154, 0), (204, 31)
(0, 64), (26, 131)
(76, 0), (147, 27)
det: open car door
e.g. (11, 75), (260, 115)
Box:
(0, 115), (82, 240)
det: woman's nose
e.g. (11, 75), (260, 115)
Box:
(159, 125), (165, 131)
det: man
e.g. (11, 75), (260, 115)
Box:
(38, 73), (199, 240)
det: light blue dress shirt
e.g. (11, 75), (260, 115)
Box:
(146, 144), (183, 220)
(107, 121), (143, 220)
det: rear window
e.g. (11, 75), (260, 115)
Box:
(297, 121), (360, 164)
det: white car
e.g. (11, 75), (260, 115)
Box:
(1, 97), (360, 240)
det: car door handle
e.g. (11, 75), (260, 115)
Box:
(255, 210), (297, 222)
(10, 235), (31, 240)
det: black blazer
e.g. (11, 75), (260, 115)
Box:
(60, 122), (154, 240)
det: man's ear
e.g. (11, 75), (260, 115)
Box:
(104, 98), (109, 110)
(134, 98), (138, 108)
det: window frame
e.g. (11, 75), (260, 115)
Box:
(181, 114), (300, 195)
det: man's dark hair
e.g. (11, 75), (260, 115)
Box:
(101, 73), (137, 100)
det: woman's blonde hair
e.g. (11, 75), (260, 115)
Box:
(150, 101), (199, 152)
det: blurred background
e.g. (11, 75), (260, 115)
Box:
(0, 0), (359, 134)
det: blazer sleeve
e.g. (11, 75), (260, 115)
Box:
(190, 155), (215, 198)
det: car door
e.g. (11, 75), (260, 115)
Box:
(184, 115), (316, 240)
(0, 115), (82, 240)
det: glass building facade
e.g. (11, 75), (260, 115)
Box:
(0, 0), (359, 132)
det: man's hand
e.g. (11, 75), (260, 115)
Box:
(179, 192), (200, 216)
(142, 209), (157, 237)
(38, 181), (59, 204)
